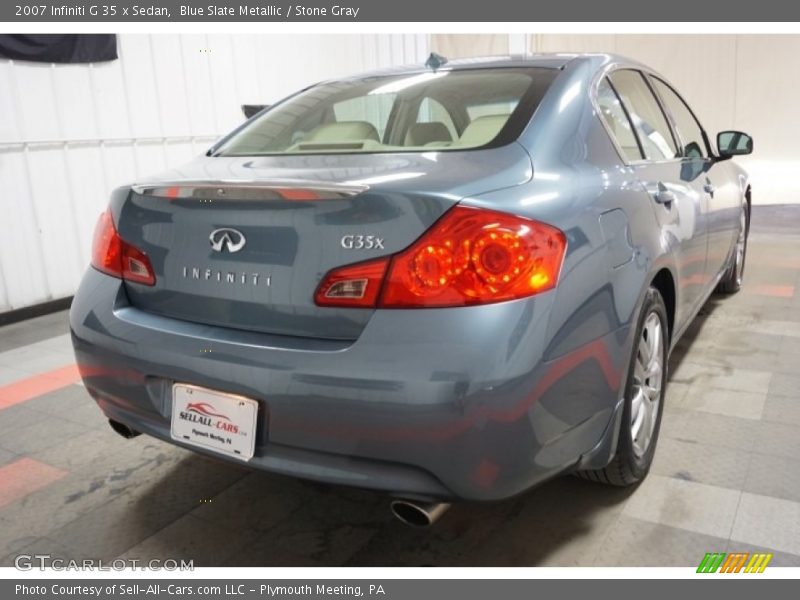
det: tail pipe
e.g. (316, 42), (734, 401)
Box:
(390, 499), (451, 527)
(108, 419), (141, 439)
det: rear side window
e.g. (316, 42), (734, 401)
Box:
(650, 77), (708, 159)
(608, 70), (678, 161)
(214, 67), (557, 156)
(597, 78), (643, 161)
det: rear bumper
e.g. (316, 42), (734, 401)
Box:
(70, 268), (629, 501)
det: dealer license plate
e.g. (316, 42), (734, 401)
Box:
(170, 384), (258, 461)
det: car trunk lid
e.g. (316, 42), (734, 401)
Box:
(115, 146), (532, 340)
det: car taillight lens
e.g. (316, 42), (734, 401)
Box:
(91, 209), (156, 286)
(314, 257), (389, 308)
(315, 206), (566, 309)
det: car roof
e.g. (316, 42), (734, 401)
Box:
(425, 54), (580, 70)
(334, 53), (618, 82)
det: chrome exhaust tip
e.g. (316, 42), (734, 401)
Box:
(108, 419), (141, 439)
(390, 499), (451, 527)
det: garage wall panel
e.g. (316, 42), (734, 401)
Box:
(430, 34), (510, 58)
(0, 33), (428, 313)
(149, 35), (194, 137)
(89, 59), (132, 140)
(734, 35), (800, 205)
(179, 34), (218, 138)
(117, 35), (164, 139)
(103, 144), (137, 187)
(534, 34), (617, 54)
(0, 151), (50, 307)
(0, 62), (21, 142)
(133, 143), (169, 181)
(51, 65), (98, 140)
(229, 36), (259, 107)
(12, 63), (62, 142)
(162, 141), (199, 173)
(206, 35), (242, 136)
(25, 148), (85, 298)
(63, 146), (109, 261)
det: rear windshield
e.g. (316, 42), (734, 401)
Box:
(214, 67), (557, 156)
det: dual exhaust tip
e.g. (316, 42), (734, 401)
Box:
(109, 420), (448, 526)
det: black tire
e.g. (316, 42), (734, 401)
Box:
(578, 287), (669, 486)
(716, 203), (749, 294)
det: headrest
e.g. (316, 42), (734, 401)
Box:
(405, 122), (453, 146)
(457, 115), (509, 147)
(307, 121), (380, 143)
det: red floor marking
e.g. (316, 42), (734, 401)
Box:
(0, 364), (81, 411)
(0, 457), (68, 509)
(749, 284), (796, 298)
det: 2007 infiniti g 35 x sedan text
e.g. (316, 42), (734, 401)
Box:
(70, 53), (753, 526)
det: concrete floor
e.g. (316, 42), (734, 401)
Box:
(1, 205), (800, 567)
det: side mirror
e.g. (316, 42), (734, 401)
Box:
(717, 130), (753, 158)
(242, 104), (268, 119)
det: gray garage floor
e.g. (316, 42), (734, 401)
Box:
(1, 205), (800, 567)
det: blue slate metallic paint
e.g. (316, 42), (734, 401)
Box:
(70, 54), (748, 501)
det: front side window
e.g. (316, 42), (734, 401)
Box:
(214, 67), (557, 156)
(650, 77), (708, 159)
(608, 70), (678, 161)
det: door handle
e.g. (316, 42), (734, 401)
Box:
(653, 182), (675, 205)
(704, 183), (715, 196)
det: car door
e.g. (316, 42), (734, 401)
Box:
(602, 69), (709, 331)
(648, 76), (740, 289)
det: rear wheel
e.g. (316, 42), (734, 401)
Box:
(716, 203), (749, 294)
(578, 287), (668, 486)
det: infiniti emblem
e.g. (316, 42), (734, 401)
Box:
(209, 228), (246, 253)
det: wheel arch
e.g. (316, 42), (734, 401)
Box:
(650, 268), (676, 345)
(745, 184), (752, 235)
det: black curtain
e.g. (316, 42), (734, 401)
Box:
(0, 34), (117, 63)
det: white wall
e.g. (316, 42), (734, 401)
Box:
(0, 33), (428, 313)
(430, 34), (509, 58)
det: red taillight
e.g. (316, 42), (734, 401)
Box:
(314, 206), (566, 309)
(91, 210), (122, 278)
(314, 257), (389, 308)
(91, 209), (156, 286)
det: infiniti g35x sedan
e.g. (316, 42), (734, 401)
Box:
(70, 53), (753, 525)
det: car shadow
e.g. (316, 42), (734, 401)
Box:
(667, 294), (723, 376)
(115, 444), (638, 567)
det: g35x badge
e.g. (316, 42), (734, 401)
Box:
(341, 234), (385, 250)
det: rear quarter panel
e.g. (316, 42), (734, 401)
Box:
(463, 57), (673, 424)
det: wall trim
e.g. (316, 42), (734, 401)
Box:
(0, 296), (73, 327)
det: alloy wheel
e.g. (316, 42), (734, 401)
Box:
(630, 312), (664, 458)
